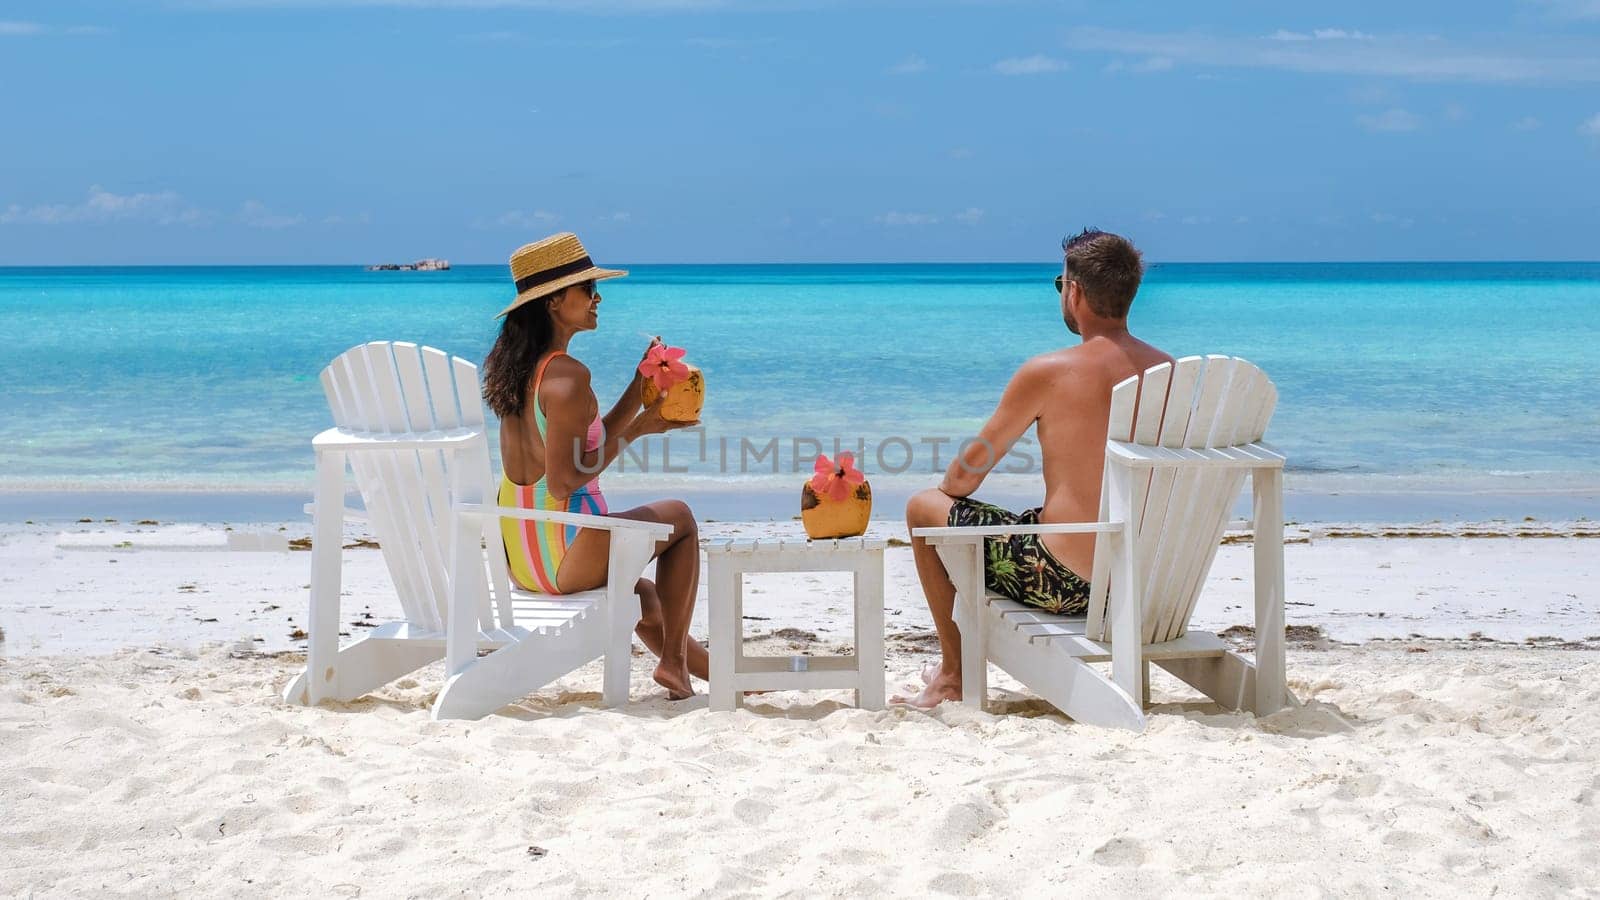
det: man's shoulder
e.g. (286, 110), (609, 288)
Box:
(1018, 346), (1087, 379)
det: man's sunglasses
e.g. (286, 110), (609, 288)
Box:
(1054, 275), (1073, 294)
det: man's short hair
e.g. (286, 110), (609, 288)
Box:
(1062, 228), (1144, 319)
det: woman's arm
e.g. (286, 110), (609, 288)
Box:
(541, 355), (690, 497)
(601, 369), (644, 440)
(600, 337), (658, 438)
(540, 358), (622, 498)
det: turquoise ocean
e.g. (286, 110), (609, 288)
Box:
(2, 263), (1597, 521)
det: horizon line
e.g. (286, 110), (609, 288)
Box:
(4, 259), (1600, 269)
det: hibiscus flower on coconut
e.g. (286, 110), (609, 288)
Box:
(637, 343), (705, 423)
(801, 451), (872, 540)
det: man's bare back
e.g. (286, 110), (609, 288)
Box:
(1031, 334), (1174, 577)
(898, 227), (1170, 708)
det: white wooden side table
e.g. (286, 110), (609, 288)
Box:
(705, 538), (886, 712)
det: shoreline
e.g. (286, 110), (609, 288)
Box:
(3, 517), (1596, 659)
(2, 484), (1597, 525)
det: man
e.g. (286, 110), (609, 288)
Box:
(899, 229), (1175, 708)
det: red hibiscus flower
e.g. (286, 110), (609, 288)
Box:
(809, 452), (865, 502)
(639, 344), (690, 393)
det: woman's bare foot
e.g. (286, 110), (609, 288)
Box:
(653, 661), (695, 701)
(919, 661), (940, 685)
(892, 666), (962, 709)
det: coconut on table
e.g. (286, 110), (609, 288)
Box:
(802, 452), (871, 539)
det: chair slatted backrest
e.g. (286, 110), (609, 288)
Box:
(1083, 356), (1277, 642)
(320, 342), (517, 635)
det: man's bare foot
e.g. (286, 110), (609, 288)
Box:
(892, 668), (962, 709)
(653, 662), (695, 701)
(919, 661), (940, 685)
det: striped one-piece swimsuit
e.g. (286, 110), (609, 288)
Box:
(499, 351), (609, 593)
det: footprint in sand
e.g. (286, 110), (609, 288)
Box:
(732, 797), (774, 826)
(927, 872), (983, 896)
(1090, 836), (1147, 867)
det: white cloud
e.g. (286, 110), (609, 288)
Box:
(876, 211), (940, 226)
(1581, 112), (1600, 136)
(684, 36), (772, 49)
(993, 55), (1068, 76)
(1068, 26), (1600, 83)
(949, 147), (973, 160)
(1370, 212), (1416, 227)
(1315, 28), (1373, 41)
(0, 186), (208, 226)
(953, 207), (984, 225)
(1358, 108), (1422, 132)
(494, 209), (560, 228)
(1269, 28), (1373, 42)
(601, 211), (631, 223)
(888, 55), (928, 76)
(1443, 102), (1468, 122)
(0, 21), (105, 36)
(321, 212), (373, 225)
(1347, 84), (1394, 105)
(1525, 0), (1600, 20)
(188, 0), (731, 8)
(1105, 56), (1173, 74)
(1513, 115), (1542, 130)
(238, 200), (304, 229)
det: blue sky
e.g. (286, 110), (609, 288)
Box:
(3, 0), (1599, 264)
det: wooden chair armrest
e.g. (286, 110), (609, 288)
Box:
(456, 503), (674, 539)
(301, 502), (369, 523)
(312, 426), (486, 452)
(913, 521), (1125, 545)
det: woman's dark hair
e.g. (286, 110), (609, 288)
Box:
(482, 295), (557, 419)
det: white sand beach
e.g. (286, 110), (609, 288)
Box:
(4, 519), (1600, 896)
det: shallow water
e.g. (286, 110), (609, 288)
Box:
(2, 262), (1597, 513)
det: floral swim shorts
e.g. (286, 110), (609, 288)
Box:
(946, 497), (1091, 616)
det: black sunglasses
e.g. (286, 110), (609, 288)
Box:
(1054, 275), (1073, 294)
(578, 280), (599, 299)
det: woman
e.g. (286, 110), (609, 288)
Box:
(483, 232), (706, 700)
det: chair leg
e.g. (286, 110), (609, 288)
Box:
(601, 533), (653, 709)
(708, 560), (739, 712)
(1252, 467), (1287, 716)
(316, 636), (444, 702)
(297, 449), (347, 707)
(1140, 660), (1151, 708)
(936, 543), (987, 711)
(1155, 652), (1253, 711)
(601, 595), (636, 710)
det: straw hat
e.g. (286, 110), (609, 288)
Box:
(499, 232), (627, 318)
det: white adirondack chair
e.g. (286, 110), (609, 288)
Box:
(281, 341), (672, 720)
(913, 355), (1294, 731)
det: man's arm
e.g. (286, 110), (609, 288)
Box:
(938, 358), (1050, 498)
